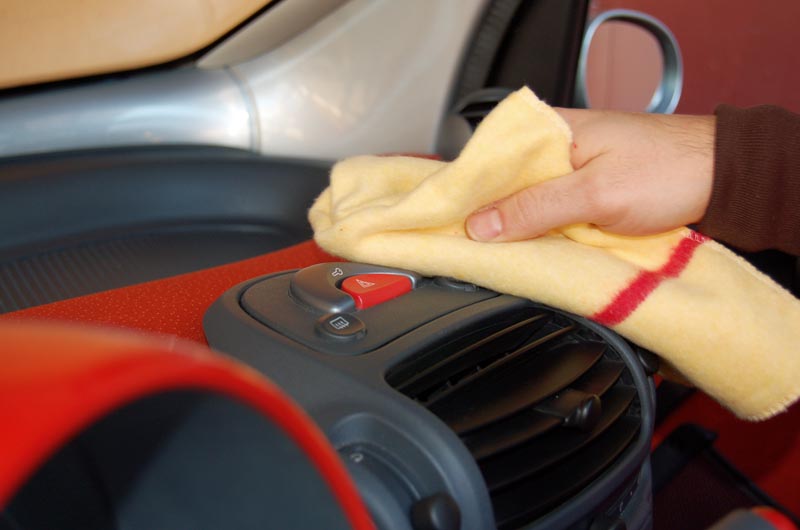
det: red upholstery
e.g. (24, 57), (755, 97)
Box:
(0, 320), (374, 529)
(752, 507), (800, 530)
(2, 240), (336, 344)
(654, 392), (800, 514)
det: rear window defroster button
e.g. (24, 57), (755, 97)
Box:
(317, 313), (366, 340)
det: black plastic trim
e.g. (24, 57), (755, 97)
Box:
(0, 145), (330, 311)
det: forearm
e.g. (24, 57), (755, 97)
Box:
(697, 104), (800, 255)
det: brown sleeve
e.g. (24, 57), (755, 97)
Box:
(696, 104), (800, 255)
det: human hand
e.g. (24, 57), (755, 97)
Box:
(465, 108), (716, 241)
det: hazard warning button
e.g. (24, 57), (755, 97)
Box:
(340, 274), (413, 310)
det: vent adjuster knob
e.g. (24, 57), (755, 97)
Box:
(410, 493), (461, 530)
(535, 389), (602, 432)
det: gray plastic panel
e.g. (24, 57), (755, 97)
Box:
(0, 145), (330, 311)
(204, 266), (656, 530)
(242, 272), (497, 356)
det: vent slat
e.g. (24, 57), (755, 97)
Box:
(423, 325), (574, 407)
(480, 386), (637, 491)
(395, 313), (549, 398)
(464, 410), (561, 460)
(572, 360), (625, 395)
(430, 341), (606, 434)
(492, 415), (640, 529)
(462, 362), (624, 460)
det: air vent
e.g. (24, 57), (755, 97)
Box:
(387, 307), (641, 529)
(454, 87), (512, 130)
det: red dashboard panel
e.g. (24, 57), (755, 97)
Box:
(0, 241), (376, 529)
(1, 240), (336, 344)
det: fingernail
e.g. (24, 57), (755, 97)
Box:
(466, 208), (502, 241)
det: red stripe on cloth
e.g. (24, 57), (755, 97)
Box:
(591, 231), (709, 327)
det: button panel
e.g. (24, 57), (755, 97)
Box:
(240, 272), (498, 356)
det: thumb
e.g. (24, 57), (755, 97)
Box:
(465, 168), (595, 242)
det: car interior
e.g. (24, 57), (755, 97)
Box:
(1, 1), (798, 529)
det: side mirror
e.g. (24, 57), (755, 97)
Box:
(574, 9), (683, 114)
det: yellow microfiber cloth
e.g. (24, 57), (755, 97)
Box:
(309, 87), (800, 421)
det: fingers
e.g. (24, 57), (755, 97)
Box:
(464, 110), (717, 243)
(466, 168), (596, 242)
(553, 107), (590, 129)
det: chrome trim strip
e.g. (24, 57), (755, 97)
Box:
(0, 68), (252, 158)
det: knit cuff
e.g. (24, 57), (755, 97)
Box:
(697, 104), (800, 254)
